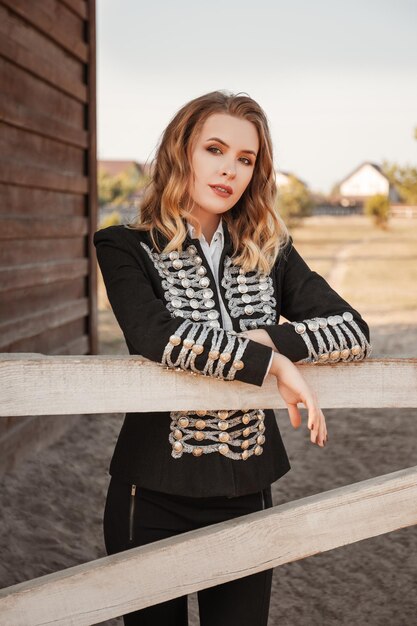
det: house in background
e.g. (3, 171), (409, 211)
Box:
(276, 170), (309, 190)
(99, 159), (148, 178)
(338, 161), (401, 207)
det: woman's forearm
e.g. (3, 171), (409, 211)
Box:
(239, 329), (279, 353)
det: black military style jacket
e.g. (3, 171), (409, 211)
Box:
(94, 220), (371, 498)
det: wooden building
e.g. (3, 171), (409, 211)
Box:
(276, 170), (309, 190)
(0, 0), (97, 472)
(338, 161), (401, 206)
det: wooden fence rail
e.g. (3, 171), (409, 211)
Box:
(1, 354), (417, 416)
(0, 354), (416, 625)
(0, 466), (416, 625)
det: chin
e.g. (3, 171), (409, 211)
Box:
(206, 205), (231, 216)
(195, 199), (228, 214)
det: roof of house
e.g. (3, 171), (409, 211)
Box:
(276, 169), (309, 188)
(99, 160), (150, 177)
(338, 161), (387, 187)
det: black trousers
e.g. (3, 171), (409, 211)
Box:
(103, 475), (274, 626)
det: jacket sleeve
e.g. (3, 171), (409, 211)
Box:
(257, 237), (372, 364)
(94, 226), (274, 387)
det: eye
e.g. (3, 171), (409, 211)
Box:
(207, 146), (253, 166)
(207, 146), (222, 155)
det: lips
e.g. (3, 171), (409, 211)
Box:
(209, 184), (233, 195)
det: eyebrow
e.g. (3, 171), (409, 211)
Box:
(205, 137), (258, 157)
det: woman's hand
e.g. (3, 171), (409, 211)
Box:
(269, 353), (328, 447)
(240, 329), (327, 446)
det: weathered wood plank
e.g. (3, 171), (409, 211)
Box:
(52, 333), (89, 355)
(0, 32), (87, 102)
(0, 4), (84, 83)
(0, 217), (88, 240)
(0, 183), (85, 216)
(0, 162), (88, 193)
(0, 258), (88, 292)
(1, 0), (88, 62)
(5, 317), (86, 354)
(0, 298), (88, 348)
(0, 278), (85, 324)
(86, 0), (98, 355)
(0, 58), (84, 130)
(0, 237), (85, 265)
(0, 465), (415, 625)
(41, 0), (86, 41)
(59, 0), (88, 20)
(0, 124), (85, 177)
(0, 357), (416, 417)
(0, 94), (88, 148)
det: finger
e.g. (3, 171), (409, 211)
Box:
(309, 414), (319, 443)
(317, 420), (326, 447)
(321, 410), (328, 443)
(307, 402), (321, 433)
(317, 410), (327, 446)
(287, 403), (302, 429)
(320, 409), (328, 444)
(309, 407), (323, 445)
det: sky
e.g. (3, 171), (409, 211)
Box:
(97, 0), (417, 195)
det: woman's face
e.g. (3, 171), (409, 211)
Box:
(186, 112), (259, 221)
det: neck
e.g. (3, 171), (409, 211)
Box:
(188, 210), (221, 245)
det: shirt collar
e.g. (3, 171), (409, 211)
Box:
(186, 218), (224, 246)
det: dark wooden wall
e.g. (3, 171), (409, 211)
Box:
(0, 0), (97, 472)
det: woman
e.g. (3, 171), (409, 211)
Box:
(94, 90), (372, 626)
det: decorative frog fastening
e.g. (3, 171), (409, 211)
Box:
(140, 243), (277, 331)
(221, 256), (277, 331)
(140, 241), (221, 327)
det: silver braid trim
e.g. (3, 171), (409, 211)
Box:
(169, 408), (266, 460)
(161, 320), (250, 381)
(221, 256), (277, 331)
(291, 312), (372, 363)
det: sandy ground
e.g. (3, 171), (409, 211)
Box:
(0, 315), (416, 626)
(1, 215), (416, 625)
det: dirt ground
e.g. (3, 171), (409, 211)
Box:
(0, 217), (416, 625)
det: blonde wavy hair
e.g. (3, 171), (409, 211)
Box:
(126, 89), (290, 274)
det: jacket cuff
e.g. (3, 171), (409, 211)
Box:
(164, 319), (274, 387)
(257, 323), (309, 361)
(234, 338), (274, 387)
(258, 311), (372, 364)
(263, 351), (275, 383)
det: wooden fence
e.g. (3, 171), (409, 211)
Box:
(0, 353), (416, 625)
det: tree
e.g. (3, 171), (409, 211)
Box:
(98, 164), (149, 207)
(381, 160), (417, 205)
(98, 168), (115, 206)
(276, 175), (314, 225)
(380, 125), (417, 205)
(99, 210), (121, 229)
(364, 194), (390, 229)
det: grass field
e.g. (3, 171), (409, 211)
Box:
(290, 215), (417, 326)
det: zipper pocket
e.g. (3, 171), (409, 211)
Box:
(129, 484), (136, 542)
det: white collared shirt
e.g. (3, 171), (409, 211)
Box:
(186, 219), (274, 381)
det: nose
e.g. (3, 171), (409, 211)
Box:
(222, 165), (236, 178)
